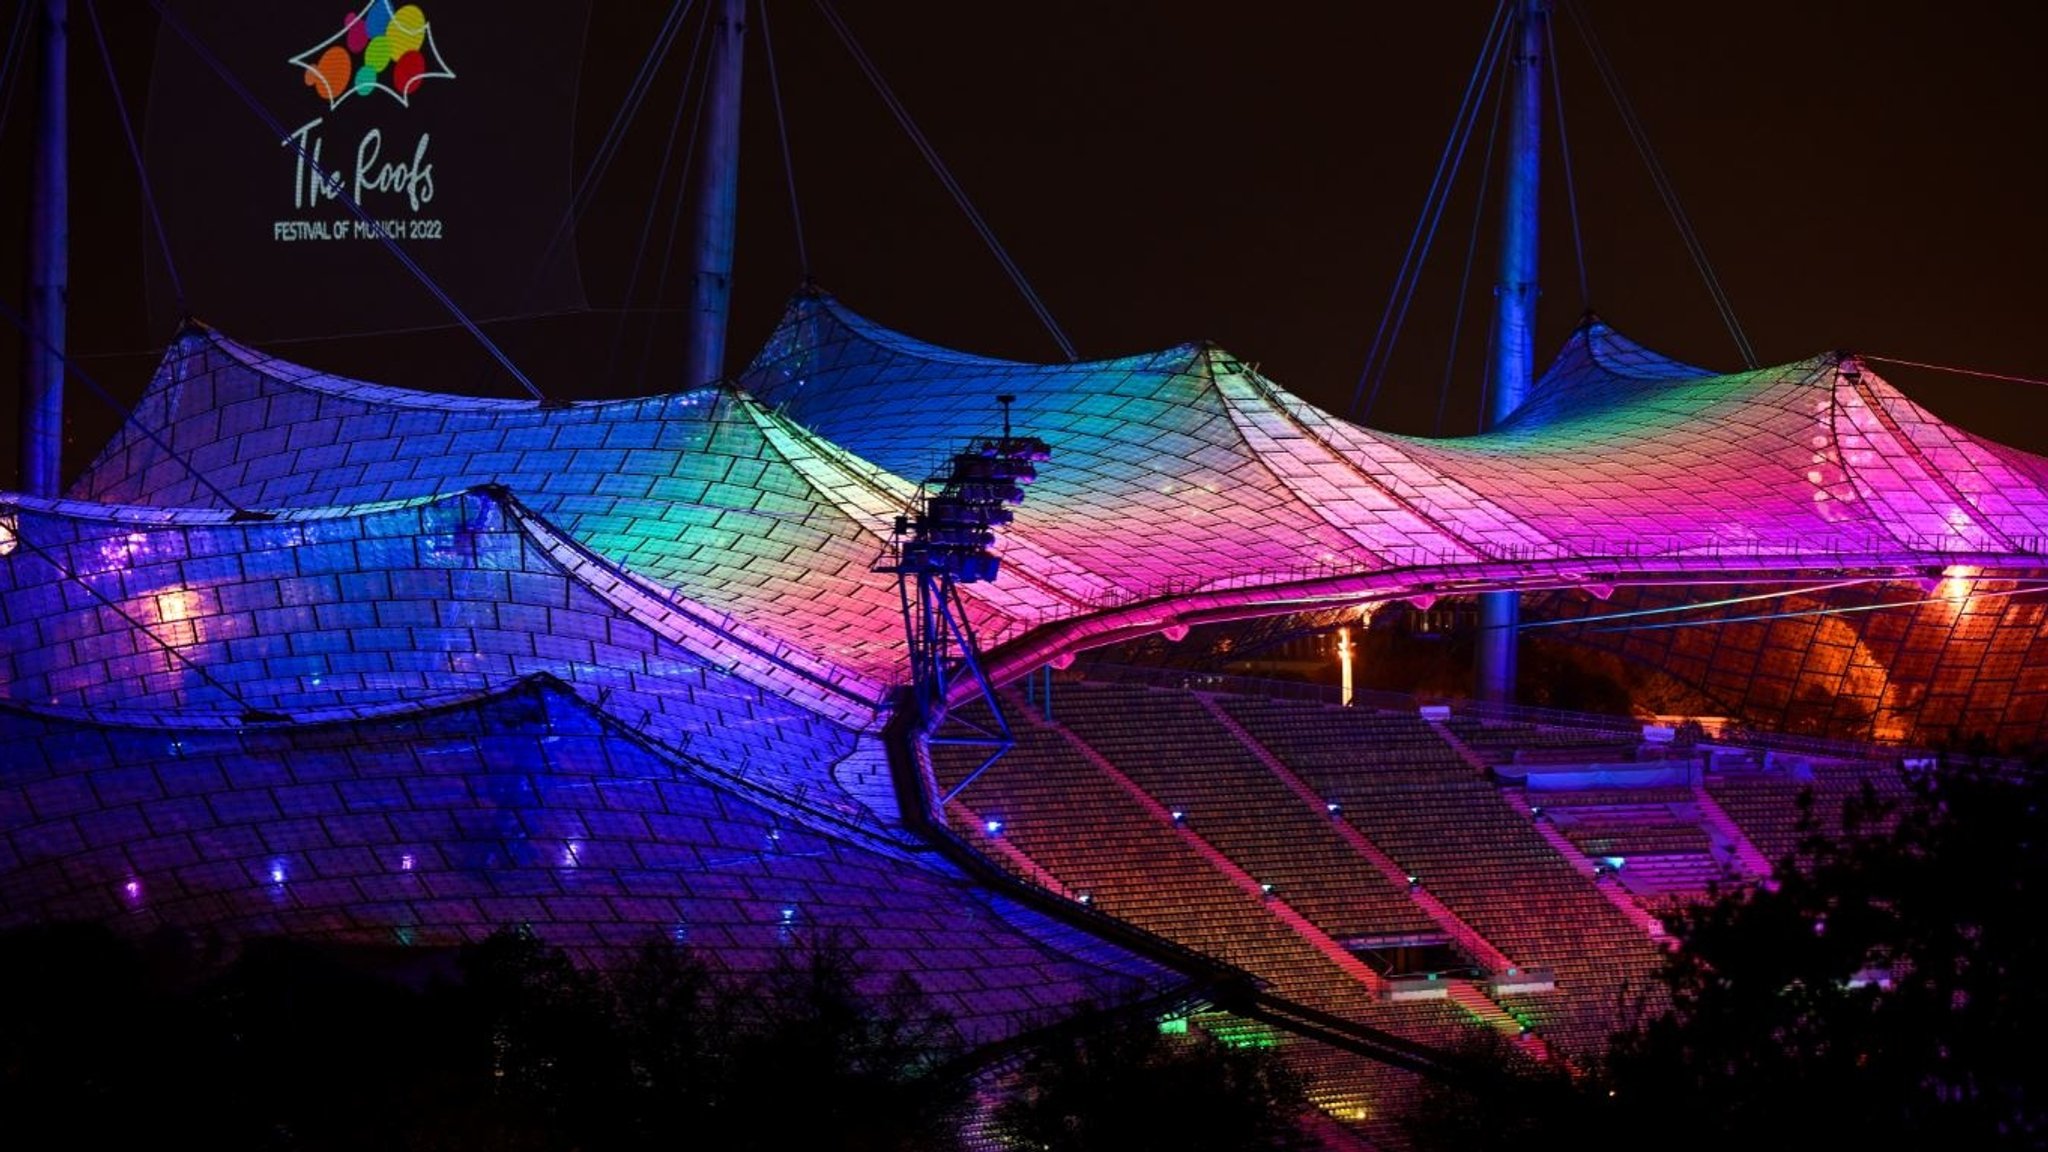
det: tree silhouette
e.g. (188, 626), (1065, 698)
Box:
(992, 1006), (1312, 1152)
(1605, 757), (2048, 1148)
(1405, 754), (2048, 1150)
(719, 936), (970, 1152)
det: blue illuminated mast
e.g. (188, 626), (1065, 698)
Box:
(684, 0), (746, 388)
(20, 0), (66, 497)
(1475, 0), (1547, 704)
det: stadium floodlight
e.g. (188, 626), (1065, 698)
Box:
(884, 394), (1053, 818)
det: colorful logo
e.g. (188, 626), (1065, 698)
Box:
(291, 2), (454, 109)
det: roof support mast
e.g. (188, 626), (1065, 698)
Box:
(20, 0), (67, 497)
(684, 0), (746, 388)
(1476, 0), (1546, 704)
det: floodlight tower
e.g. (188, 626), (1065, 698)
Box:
(1476, 0), (1548, 704)
(883, 395), (1050, 804)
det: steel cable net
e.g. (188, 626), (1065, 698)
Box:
(0, 673), (1181, 1045)
(0, 490), (869, 804)
(47, 296), (2048, 702)
(9, 299), (2048, 1138)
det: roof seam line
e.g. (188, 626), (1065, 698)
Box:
(1230, 358), (1545, 566)
(1837, 364), (2020, 556)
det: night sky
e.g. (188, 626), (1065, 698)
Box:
(4, 0), (2047, 487)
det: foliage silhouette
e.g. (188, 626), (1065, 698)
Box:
(0, 924), (977, 1151)
(992, 1005), (1312, 1152)
(1403, 754), (2048, 1151)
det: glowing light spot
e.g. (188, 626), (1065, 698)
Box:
(155, 589), (199, 624)
(563, 841), (582, 868)
(122, 879), (141, 902)
(1937, 565), (1980, 605)
(400, 853), (415, 871)
(985, 818), (1004, 835)
(269, 861), (287, 885)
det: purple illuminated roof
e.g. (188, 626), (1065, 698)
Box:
(0, 488), (890, 818)
(0, 674), (1182, 1044)
(11, 292), (2048, 1136)
(64, 295), (2048, 712)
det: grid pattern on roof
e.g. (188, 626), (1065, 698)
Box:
(58, 297), (2048, 715)
(1529, 577), (2048, 748)
(0, 677), (1183, 1046)
(70, 330), (998, 691)
(0, 492), (875, 819)
(743, 295), (2048, 574)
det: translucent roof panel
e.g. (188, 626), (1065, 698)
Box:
(0, 490), (884, 822)
(61, 295), (2048, 714)
(70, 327), (1006, 693)
(744, 295), (2048, 581)
(0, 676), (1186, 1045)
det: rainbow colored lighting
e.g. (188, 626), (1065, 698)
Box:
(41, 298), (2048, 735)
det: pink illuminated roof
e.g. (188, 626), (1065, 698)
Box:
(52, 293), (2048, 713)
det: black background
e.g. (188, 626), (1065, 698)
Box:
(4, 1), (2046, 486)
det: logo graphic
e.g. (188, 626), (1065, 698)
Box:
(290, 2), (454, 109)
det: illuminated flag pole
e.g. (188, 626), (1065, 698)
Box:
(20, 0), (66, 497)
(1338, 624), (1354, 707)
(1476, 0), (1547, 703)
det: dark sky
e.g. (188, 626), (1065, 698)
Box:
(5, 0), (2048, 487)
